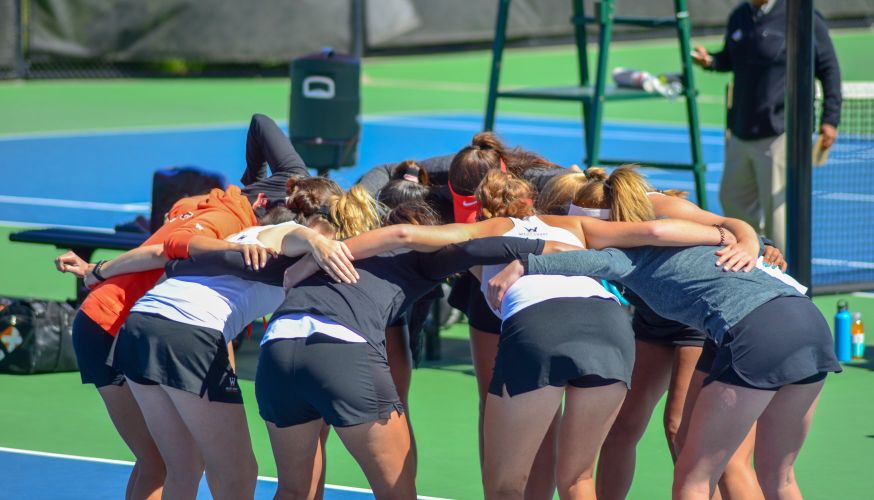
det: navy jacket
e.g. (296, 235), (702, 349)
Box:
(708, 0), (841, 139)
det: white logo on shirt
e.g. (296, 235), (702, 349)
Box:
(195, 223), (204, 231)
(461, 200), (478, 207)
(731, 29), (742, 42)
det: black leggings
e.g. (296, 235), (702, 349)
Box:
(240, 113), (310, 205)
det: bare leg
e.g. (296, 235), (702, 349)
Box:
(597, 340), (673, 500)
(335, 411), (416, 499)
(525, 408), (560, 500)
(665, 346), (703, 460)
(482, 386), (564, 500)
(471, 326), (556, 499)
(315, 424), (329, 499)
(266, 419), (325, 500)
(556, 383), (627, 500)
(98, 384), (165, 500)
(386, 325), (417, 473)
(674, 382), (773, 500)
(720, 424), (762, 500)
(754, 382), (824, 500)
(163, 386), (257, 500)
(126, 380), (205, 499)
(677, 371), (763, 500)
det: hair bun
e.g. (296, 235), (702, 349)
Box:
(584, 166), (608, 181)
(471, 132), (504, 152)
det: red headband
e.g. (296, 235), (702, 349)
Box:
(449, 157), (508, 223)
(448, 181), (481, 223)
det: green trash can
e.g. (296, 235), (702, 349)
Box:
(290, 48), (361, 174)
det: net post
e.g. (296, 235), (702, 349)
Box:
(351, 0), (366, 59)
(14, 0), (27, 78)
(785, 0), (814, 296)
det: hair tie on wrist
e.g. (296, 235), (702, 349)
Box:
(713, 224), (726, 246)
(92, 260), (109, 282)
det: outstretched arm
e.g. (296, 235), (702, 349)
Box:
(334, 217), (512, 258)
(575, 217), (731, 250)
(649, 194), (758, 271)
(417, 237), (546, 281)
(83, 244), (166, 287)
(486, 248), (634, 310)
(256, 223), (358, 283)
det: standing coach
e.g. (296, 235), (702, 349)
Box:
(692, 0), (841, 251)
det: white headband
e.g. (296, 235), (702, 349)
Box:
(568, 204), (611, 220)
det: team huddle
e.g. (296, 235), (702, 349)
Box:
(55, 114), (840, 500)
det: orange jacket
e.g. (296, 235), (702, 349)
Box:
(80, 186), (257, 335)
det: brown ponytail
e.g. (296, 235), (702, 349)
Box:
(448, 132), (508, 195)
(475, 170), (535, 220)
(384, 201), (440, 226)
(391, 160), (430, 185)
(285, 176), (344, 224)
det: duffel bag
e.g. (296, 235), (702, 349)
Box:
(0, 298), (78, 374)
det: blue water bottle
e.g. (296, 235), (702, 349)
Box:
(835, 300), (852, 362)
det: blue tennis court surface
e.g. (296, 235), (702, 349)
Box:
(0, 447), (447, 500)
(2, 112), (872, 287)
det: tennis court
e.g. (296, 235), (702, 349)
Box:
(2, 29), (874, 499)
(0, 448), (440, 500)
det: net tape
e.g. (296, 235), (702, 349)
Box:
(816, 81), (874, 99)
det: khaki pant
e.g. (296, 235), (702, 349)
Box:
(720, 133), (786, 251)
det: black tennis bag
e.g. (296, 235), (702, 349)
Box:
(0, 298), (78, 374)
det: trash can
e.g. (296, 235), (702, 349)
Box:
(290, 48), (361, 174)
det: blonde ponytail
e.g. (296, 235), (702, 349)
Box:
(604, 166), (655, 222)
(574, 165), (655, 222)
(329, 185), (382, 239)
(536, 172), (588, 214)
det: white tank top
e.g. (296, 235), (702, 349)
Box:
(131, 222), (299, 343)
(479, 216), (617, 321)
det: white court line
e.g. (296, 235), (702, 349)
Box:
(0, 112), (725, 142)
(363, 115), (726, 145)
(0, 121), (252, 141)
(0, 219), (118, 233)
(0, 195), (150, 212)
(812, 258), (874, 270)
(814, 192), (874, 203)
(0, 447), (451, 500)
(360, 76), (727, 104)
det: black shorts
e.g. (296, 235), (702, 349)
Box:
(707, 366), (828, 391)
(256, 334), (404, 428)
(632, 310), (707, 347)
(112, 312), (243, 404)
(71, 311), (125, 388)
(447, 272), (501, 334)
(489, 297), (634, 396)
(703, 296), (842, 390)
(695, 340), (718, 374)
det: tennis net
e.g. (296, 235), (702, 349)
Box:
(812, 82), (874, 293)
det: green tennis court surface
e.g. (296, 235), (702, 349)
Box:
(2, 30), (873, 499)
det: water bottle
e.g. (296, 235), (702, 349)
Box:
(851, 312), (865, 360)
(834, 300), (852, 362)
